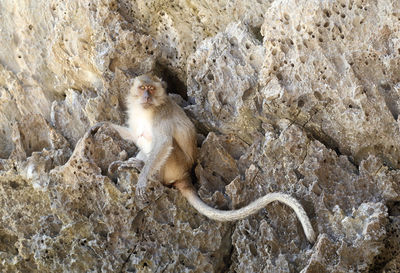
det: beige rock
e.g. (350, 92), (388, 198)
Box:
(1, 0), (400, 272)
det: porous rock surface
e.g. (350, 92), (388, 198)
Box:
(0, 0), (400, 272)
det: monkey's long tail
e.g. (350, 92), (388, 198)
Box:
(175, 180), (316, 243)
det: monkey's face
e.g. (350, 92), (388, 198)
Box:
(130, 75), (167, 108)
(138, 84), (156, 107)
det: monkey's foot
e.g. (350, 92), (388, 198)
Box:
(108, 158), (144, 175)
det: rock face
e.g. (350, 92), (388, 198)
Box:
(0, 0), (400, 272)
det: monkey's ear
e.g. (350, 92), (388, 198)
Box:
(161, 81), (168, 90)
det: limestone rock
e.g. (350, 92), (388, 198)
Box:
(259, 0), (400, 168)
(1, 0), (400, 272)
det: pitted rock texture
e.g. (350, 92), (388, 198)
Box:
(1, 0), (400, 272)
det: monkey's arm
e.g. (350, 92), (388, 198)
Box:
(90, 122), (135, 142)
(136, 134), (173, 196)
(175, 181), (316, 243)
(110, 124), (137, 142)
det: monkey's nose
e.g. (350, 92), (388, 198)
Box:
(143, 91), (151, 100)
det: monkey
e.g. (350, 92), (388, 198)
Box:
(107, 74), (316, 244)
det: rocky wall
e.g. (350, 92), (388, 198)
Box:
(0, 0), (400, 272)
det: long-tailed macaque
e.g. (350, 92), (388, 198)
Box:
(108, 74), (316, 243)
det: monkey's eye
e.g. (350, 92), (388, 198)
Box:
(139, 85), (145, 90)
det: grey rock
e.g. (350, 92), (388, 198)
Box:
(0, 0), (400, 272)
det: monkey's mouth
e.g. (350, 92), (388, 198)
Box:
(141, 102), (153, 108)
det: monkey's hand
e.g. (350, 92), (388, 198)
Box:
(135, 170), (161, 198)
(89, 121), (110, 135)
(135, 173), (148, 198)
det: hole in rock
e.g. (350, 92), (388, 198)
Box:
(154, 62), (187, 99)
(250, 26), (263, 43)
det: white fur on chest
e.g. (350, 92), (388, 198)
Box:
(128, 107), (154, 154)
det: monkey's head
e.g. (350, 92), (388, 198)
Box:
(130, 74), (168, 109)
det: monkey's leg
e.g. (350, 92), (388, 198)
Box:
(162, 141), (191, 184)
